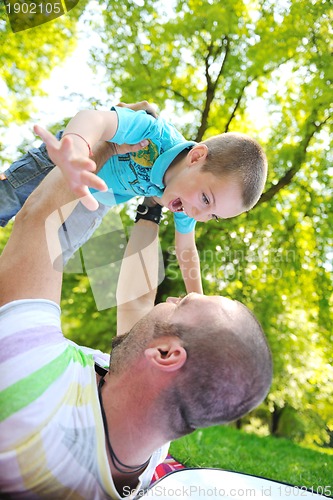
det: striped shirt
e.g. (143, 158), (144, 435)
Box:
(0, 299), (168, 499)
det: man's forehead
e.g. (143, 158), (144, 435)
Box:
(213, 296), (241, 318)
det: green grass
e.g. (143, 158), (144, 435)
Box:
(169, 426), (333, 494)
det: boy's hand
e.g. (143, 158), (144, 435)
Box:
(34, 125), (149, 211)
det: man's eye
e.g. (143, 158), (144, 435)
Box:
(202, 193), (209, 205)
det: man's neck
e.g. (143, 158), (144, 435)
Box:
(97, 372), (169, 494)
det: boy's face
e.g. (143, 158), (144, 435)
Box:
(160, 163), (245, 222)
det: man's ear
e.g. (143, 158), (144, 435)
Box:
(144, 337), (187, 372)
(187, 143), (208, 166)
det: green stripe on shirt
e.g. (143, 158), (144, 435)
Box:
(0, 345), (93, 422)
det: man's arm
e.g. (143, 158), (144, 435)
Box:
(90, 140), (147, 174)
(61, 100), (157, 151)
(35, 101), (158, 210)
(116, 217), (160, 336)
(0, 111), (157, 307)
(85, 102), (158, 174)
(0, 166), (78, 307)
(175, 230), (203, 294)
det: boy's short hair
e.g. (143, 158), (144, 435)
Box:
(202, 132), (268, 210)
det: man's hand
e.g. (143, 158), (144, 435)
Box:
(117, 100), (158, 118)
(34, 124), (107, 210)
(34, 126), (151, 211)
(107, 140), (150, 156)
(91, 140), (150, 175)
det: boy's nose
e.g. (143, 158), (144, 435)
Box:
(190, 205), (208, 222)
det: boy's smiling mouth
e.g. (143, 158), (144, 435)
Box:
(168, 197), (185, 213)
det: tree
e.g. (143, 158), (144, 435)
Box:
(1, 0), (331, 446)
(0, 1), (85, 136)
(88, 0), (332, 445)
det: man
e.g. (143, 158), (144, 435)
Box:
(0, 162), (272, 497)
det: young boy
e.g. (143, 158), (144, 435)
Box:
(1, 103), (267, 295)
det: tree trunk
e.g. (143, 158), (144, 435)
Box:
(235, 419), (242, 430)
(271, 405), (284, 435)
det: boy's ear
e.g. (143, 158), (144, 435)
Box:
(187, 144), (208, 166)
(144, 337), (187, 372)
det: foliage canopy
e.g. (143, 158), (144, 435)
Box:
(0, 0), (332, 447)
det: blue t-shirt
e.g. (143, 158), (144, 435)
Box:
(92, 106), (197, 234)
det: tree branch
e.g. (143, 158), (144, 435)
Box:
(224, 82), (248, 132)
(214, 36), (230, 85)
(160, 85), (200, 111)
(258, 113), (331, 205)
(196, 36), (230, 141)
(224, 55), (295, 132)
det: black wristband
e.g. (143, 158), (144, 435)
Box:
(135, 204), (163, 225)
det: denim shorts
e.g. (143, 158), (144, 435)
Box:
(0, 134), (59, 227)
(0, 132), (110, 266)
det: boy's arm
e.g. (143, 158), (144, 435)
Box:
(175, 230), (203, 294)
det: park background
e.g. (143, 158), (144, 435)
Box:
(1, 0), (332, 491)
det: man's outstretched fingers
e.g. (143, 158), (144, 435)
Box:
(80, 170), (107, 192)
(79, 193), (100, 211)
(34, 124), (59, 149)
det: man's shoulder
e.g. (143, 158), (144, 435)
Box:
(0, 299), (61, 336)
(70, 341), (111, 369)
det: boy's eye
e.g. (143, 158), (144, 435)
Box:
(202, 193), (209, 205)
